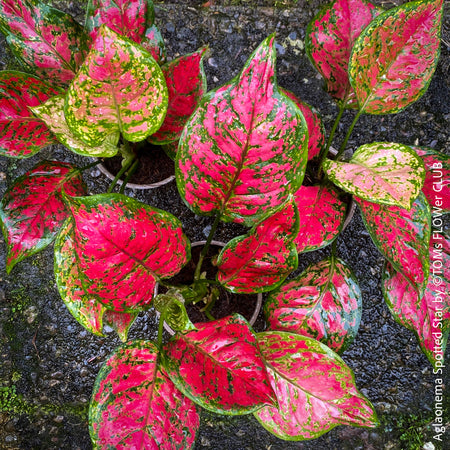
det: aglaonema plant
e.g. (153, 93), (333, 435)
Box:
(0, 0), (448, 447)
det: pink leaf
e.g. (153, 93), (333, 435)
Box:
(265, 257), (362, 353)
(90, 340), (199, 449)
(162, 314), (276, 414)
(176, 35), (308, 226)
(254, 331), (378, 440)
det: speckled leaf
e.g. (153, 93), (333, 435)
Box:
(86, 0), (155, 46)
(264, 257), (362, 353)
(349, 0), (443, 114)
(357, 192), (431, 296)
(31, 95), (119, 158)
(90, 340), (199, 449)
(162, 314), (276, 415)
(323, 142), (425, 209)
(382, 232), (450, 369)
(0, 71), (60, 158)
(281, 88), (325, 160)
(176, 35), (308, 226)
(413, 146), (450, 214)
(55, 220), (137, 341)
(254, 331), (378, 440)
(215, 198), (299, 294)
(141, 24), (166, 64)
(0, 161), (86, 274)
(293, 185), (346, 253)
(65, 25), (168, 146)
(149, 47), (207, 145)
(305, 0), (382, 108)
(0, 0), (89, 87)
(65, 193), (190, 312)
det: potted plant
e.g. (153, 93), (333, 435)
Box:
(0, 0), (448, 447)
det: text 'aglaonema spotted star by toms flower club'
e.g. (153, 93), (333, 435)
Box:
(0, 0), (447, 447)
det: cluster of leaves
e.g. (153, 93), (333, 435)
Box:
(0, 0), (448, 448)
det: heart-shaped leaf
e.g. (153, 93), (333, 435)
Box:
(413, 146), (450, 214)
(90, 340), (199, 449)
(305, 0), (383, 108)
(0, 71), (60, 158)
(176, 35), (308, 226)
(65, 25), (168, 146)
(31, 95), (119, 158)
(216, 198), (299, 294)
(280, 88), (325, 160)
(357, 192), (431, 295)
(293, 185), (346, 253)
(162, 314), (276, 415)
(264, 257), (362, 353)
(0, 161), (86, 273)
(349, 0), (444, 114)
(254, 331), (378, 440)
(55, 219), (137, 340)
(86, 0), (155, 46)
(382, 232), (450, 369)
(323, 142), (425, 209)
(0, 0), (89, 87)
(65, 193), (190, 312)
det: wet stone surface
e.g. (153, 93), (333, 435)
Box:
(0, 1), (449, 449)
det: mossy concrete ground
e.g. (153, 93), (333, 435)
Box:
(0, 1), (449, 449)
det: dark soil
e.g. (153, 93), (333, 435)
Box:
(161, 244), (260, 325)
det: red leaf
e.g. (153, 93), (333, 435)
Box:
(349, 0), (444, 114)
(66, 193), (190, 312)
(162, 314), (276, 415)
(265, 257), (362, 353)
(216, 198), (299, 294)
(382, 232), (450, 369)
(141, 24), (166, 64)
(293, 185), (346, 253)
(254, 331), (378, 440)
(413, 146), (450, 214)
(149, 47), (207, 145)
(176, 35), (308, 226)
(356, 192), (431, 295)
(55, 220), (137, 340)
(90, 340), (199, 449)
(305, 0), (382, 107)
(0, 71), (60, 158)
(0, 0), (89, 87)
(281, 88), (325, 160)
(0, 161), (86, 273)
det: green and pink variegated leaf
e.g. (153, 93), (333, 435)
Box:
(413, 146), (450, 214)
(294, 185), (346, 253)
(215, 198), (299, 294)
(323, 142), (425, 209)
(357, 192), (431, 295)
(0, 71), (60, 158)
(55, 220), (137, 341)
(89, 340), (199, 449)
(254, 331), (378, 440)
(86, 0), (155, 46)
(349, 0), (443, 114)
(0, 0), (89, 88)
(264, 257), (362, 353)
(31, 95), (119, 158)
(162, 314), (276, 415)
(305, 0), (382, 108)
(0, 161), (86, 274)
(141, 24), (166, 64)
(382, 232), (450, 368)
(149, 47), (207, 145)
(176, 35), (308, 226)
(65, 193), (190, 312)
(65, 25), (168, 146)
(281, 88), (325, 160)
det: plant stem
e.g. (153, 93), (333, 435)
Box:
(334, 109), (364, 161)
(78, 159), (102, 172)
(119, 159), (139, 194)
(106, 155), (136, 193)
(194, 213), (221, 282)
(156, 307), (167, 350)
(331, 239), (338, 257)
(319, 103), (346, 167)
